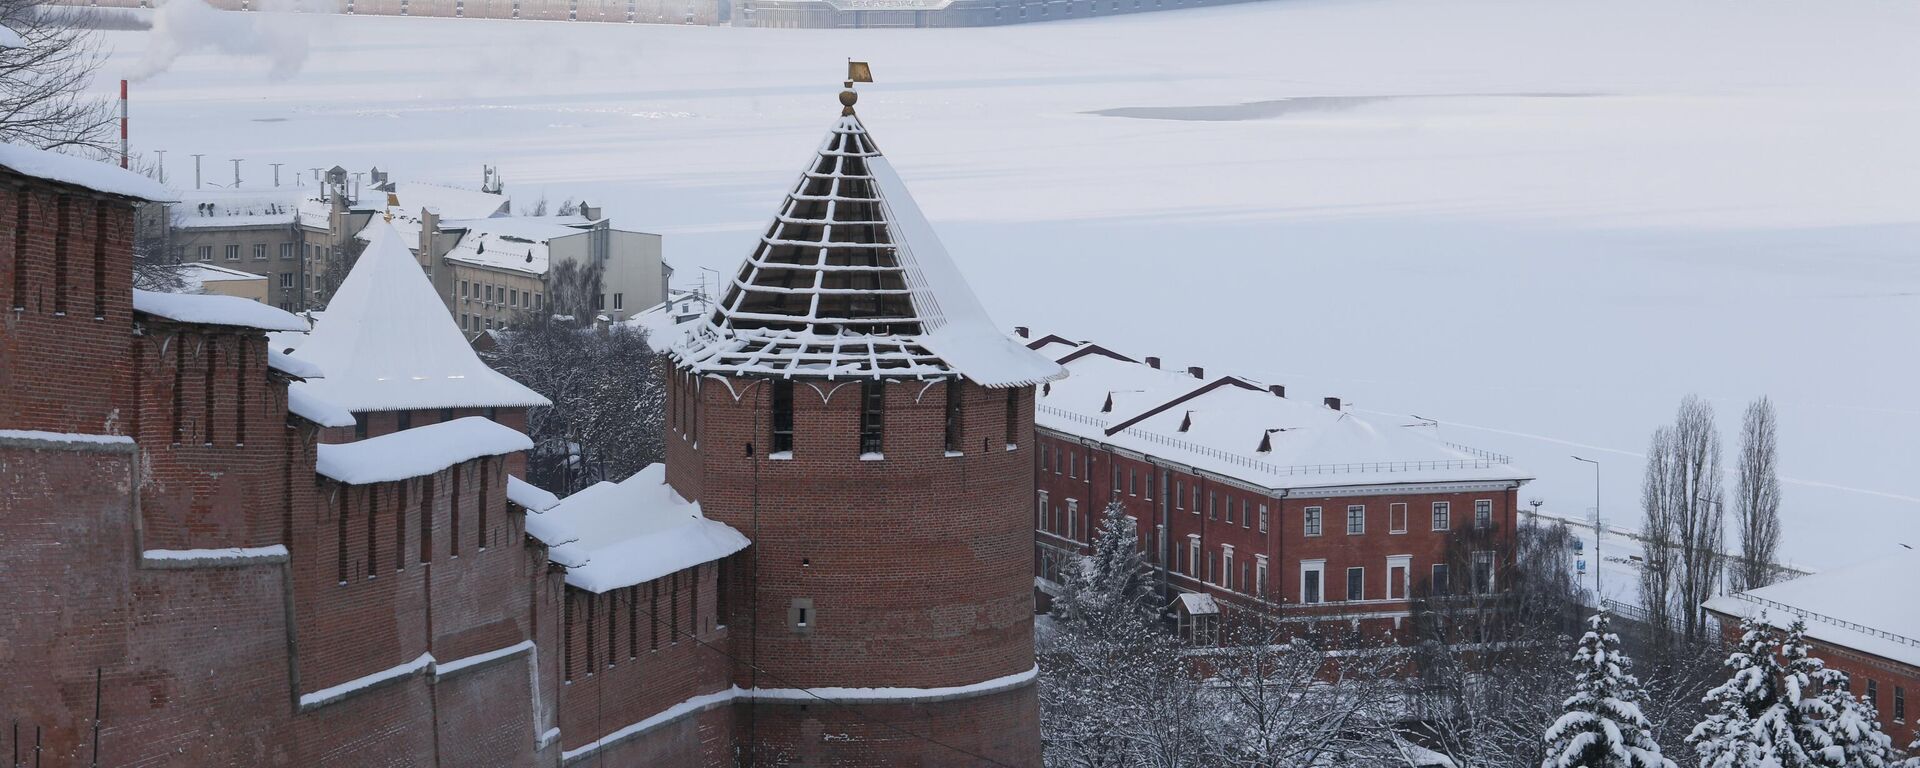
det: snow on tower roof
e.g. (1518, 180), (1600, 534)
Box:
(0, 143), (172, 201)
(133, 288), (309, 331)
(288, 220), (549, 413)
(524, 464), (750, 594)
(664, 112), (1063, 389)
(316, 417), (531, 484)
(1704, 546), (1920, 668)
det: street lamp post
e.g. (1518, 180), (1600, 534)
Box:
(1572, 455), (1602, 603)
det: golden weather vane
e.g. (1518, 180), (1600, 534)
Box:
(842, 60), (872, 116)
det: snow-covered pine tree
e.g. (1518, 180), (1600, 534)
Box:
(1689, 616), (1786, 768)
(1786, 623), (1892, 768)
(1542, 611), (1676, 768)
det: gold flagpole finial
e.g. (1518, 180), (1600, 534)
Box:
(842, 60), (872, 116)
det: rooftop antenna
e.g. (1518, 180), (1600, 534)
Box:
(191, 153), (205, 190)
(841, 59), (872, 116)
(153, 149), (166, 184)
(270, 163), (283, 187)
(229, 158), (242, 188)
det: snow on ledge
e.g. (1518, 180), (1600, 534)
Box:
(267, 349), (323, 379)
(561, 666), (1040, 762)
(134, 289), (309, 331)
(525, 464), (748, 593)
(142, 545), (289, 569)
(434, 640), (534, 679)
(0, 429), (134, 451)
(0, 142), (173, 201)
(507, 476), (559, 513)
(287, 388), (355, 428)
(298, 653), (433, 711)
(315, 417), (532, 485)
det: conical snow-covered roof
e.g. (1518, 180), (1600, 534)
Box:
(290, 220), (549, 413)
(671, 111), (1064, 388)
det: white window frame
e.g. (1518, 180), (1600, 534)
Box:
(1254, 555), (1268, 597)
(1346, 504), (1365, 535)
(252, 243), (268, 260)
(1258, 503), (1269, 533)
(1187, 535), (1201, 578)
(1067, 498), (1079, 541)
(1345, 566), (1365, 602)
(224, 244), (240, 261)
(1304, 506), (1323, 537)
(1221, 545), (1234, 590)
(1432, 501), (1451, 531)
(1037, 491), (1049, 532)
(1300, 559), (1325, 605)
(1387, 555), (1411, 601)
(1390, 502), (1408, 534)
(1475, 499), (1493, 529)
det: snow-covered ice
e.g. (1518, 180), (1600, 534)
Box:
(98, 0), (1920, 570)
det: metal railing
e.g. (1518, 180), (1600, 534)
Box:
(1730, 593), (1920, 651)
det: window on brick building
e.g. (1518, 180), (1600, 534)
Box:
(1390, 503), (1408, 533)
(1067, 499), (1078, 541)
(1145, 473), (1155, 501)
(1258, 503), (1269, 533)
(1346, 567), (1365, 601)
(1433, 501), (1451, 531)
(1241, 500), (1251, 528)
(857, 381), (885, 456)
(1224, 493), (1233, 524)
(1067, 449), (1076, 478)
(1254, 555), (1268, 597)
(1221, 545), (1233, 589)
(1305, 506), (1323, 537)
(1208, 492), (1217, 520)
(1896, 686), (1906, 721)
(943, 381), (963, 453)
(1193, 485), (1200, 512)
(1475, 499), (1493, 529)
(1187, 536), (1200, 578)
(1129, 469), (1137, 496)
(1036, 491), (1048, 532)
(1301, 560), (1324, 604)
(1867, 679), (1879, 707)
(1473, 551), (1496, 595)
(770, 379), (794, 454)
(1175, 479), (1184, 509)
(1388, 556), (1410, 600)
(1432, 563), (1451, 596)
(1347, 505), (1366, 535)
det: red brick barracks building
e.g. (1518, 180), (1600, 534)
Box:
(1025, 336), (1533, 643)
(0, 93), (1054, 766)
(1706, 548), (1920, 750)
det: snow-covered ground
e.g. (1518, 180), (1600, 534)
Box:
(95, 0), (1920, 573)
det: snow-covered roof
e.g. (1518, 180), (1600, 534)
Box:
(524, 463), (751, 594)
(1704, 546), (1920, 668)
(439, 214), (597, 276)
(350, 183), (512, 247)
(314, 416), (532, 484)
(1034, 338), (1531, 491)
(174, 262), (268, 294)
(267, 348), (323, 379)
(630, 290), (711, 353)
(287, 220), (549, 413)
(506, 475), (559, 513)
(133, 288), (309, 331)
(170, 188), (306, 230)
(663, 113), (1063, 389)
(288, 387), (355, 428)
(0, 143), (172, 201)
(1176, 591), (1219, 615)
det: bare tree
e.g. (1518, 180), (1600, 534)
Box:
(547, 258), (603, 322)
(481, 316), (664, 494)
(130, 201), (186, 292)
(0, 3), (116, 151)
(1205, 613), (1412, 767)
(1639, 395), (1725, 645)
(1732, 396), (1781, 592)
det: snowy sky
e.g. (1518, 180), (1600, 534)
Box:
(96, 0), (1920, 572)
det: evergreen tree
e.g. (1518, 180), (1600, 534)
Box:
(1690, 617), (1786, 768)
(1790, 628), (1892, 768)
(1542, 611), (1676, 768)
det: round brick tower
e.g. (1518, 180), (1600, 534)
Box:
(655, 88), (1061, 766)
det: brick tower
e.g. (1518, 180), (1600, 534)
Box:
(656, 85), (1062, 766)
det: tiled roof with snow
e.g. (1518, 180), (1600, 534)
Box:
(1034, 339), (1530, 491)
(287, 221), (549, 413)
(524, 464), (750, 594)
(133, 288), (309, 331)
(662, 113), (1063, 389)
(0, 143), (172, 201)
(1704, 546), (1920, 668)
(314, 417), (532, 484)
